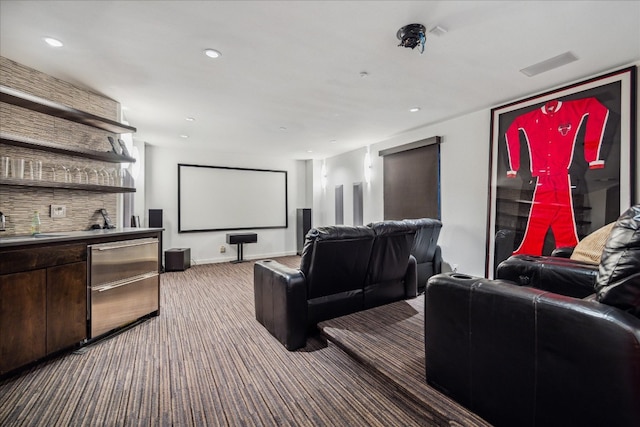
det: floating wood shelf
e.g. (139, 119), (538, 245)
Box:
(0, 133), (136, 163)
(0, 178), (135, 193)
(0, 85), (137, 134)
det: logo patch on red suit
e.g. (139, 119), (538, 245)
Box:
(557, 123), (572, 136)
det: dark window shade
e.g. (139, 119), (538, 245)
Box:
(383, 143), (440, 220)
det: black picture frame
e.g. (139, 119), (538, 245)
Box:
(486, 66), (636, 277)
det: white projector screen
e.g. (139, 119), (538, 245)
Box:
(178, 164), (288, 232)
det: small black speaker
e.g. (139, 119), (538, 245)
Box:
(149, 209), (163, 228)
(226, 233), (258, 244)
(296, 208), (312, 255)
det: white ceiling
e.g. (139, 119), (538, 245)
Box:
(1, 1), (639, 160)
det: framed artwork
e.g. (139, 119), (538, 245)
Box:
(486, 66), (636, 277)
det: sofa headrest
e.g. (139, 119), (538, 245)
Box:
(304, 225), (375, 242)
(595, 205), (640, 318)
(368, 220), (415, 236)
(403, 218), (443, 230)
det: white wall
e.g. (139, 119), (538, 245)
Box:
(142, 64), (638, 273)
(314, 110), (489, 276)
(145, 145), (305, 264)
(313, 64), (640, 277)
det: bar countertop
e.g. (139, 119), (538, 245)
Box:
(0, 227), (164, 249)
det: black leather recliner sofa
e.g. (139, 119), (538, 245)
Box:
(254, 219), (426, 350)
(424, 205), (640, 427)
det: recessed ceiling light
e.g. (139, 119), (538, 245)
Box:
(180, 134), (189, 139)
(330, 140), (337, 144)
(204, 48), (221, 58)
(44, 37), (63, 47)
(409, 107), (421, 112)
(279, 126), (287, 131)
(185, 117), (195, 122)
(307, 150), (313, 153)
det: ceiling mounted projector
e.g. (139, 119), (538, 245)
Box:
(397, 23), (426, 52)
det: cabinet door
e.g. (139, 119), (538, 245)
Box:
(46, 262), (87, 353)
(0, 269), (47, 375)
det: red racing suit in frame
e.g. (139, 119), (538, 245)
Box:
(505, 97), (609, 255)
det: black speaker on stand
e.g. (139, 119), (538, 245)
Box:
(149, 209), (163, 228)
(149, 209), (164, 272)
(296, 208), (311, 255)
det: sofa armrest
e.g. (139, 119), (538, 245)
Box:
(433, 245), (442, 274)
(425, 273), (640, 427)
(550, 246), (574, 258)
(254, 260), (307, 350)
(404, 255), (418, 298)
(496, 254), (597, 298)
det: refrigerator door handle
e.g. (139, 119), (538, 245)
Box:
(93, 272), (158, 292)
(93, 239), (157, 251)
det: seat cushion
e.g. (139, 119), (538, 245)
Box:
(595, 205), (640, 318)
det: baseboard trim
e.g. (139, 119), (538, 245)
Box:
(193, 251), (298, 266)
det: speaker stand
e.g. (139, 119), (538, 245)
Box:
(231, 243), (247, 264)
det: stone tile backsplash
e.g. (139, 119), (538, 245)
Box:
(1, 56), (124, 236)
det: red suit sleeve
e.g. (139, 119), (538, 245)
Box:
(579, 97), (610, 169)
(504, 115), (524, 177)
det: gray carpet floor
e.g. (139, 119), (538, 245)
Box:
(0, 256), (486, 426)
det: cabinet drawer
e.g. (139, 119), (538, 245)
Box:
(89, 238), (159, 285)
(0, 243), (87, 275)
(90, 273), (159, 337)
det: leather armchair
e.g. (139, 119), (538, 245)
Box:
(424, 205), (640, 426)
(425, 273), (640, 427)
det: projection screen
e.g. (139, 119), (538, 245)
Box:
(178, 164), (288, 232)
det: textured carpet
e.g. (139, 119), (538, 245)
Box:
(0, 256), (487, 426)
(319, 298), (490, 427)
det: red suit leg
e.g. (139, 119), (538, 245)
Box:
(549, 174), (579, 249)
(513, 175), (578, 256)
(513, 177), (554, 255)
